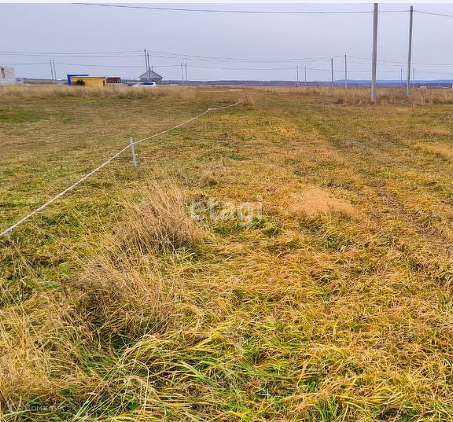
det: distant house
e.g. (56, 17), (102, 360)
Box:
(69, 76), (106, 87)
(139, 69), (163, 84)
(0, 66), (16, 85)
(106, 77), (122, 85)
(67, 74), (88, 85)
(414, 82), (453, 90)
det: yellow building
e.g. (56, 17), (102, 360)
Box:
(70, 76), (106, 87)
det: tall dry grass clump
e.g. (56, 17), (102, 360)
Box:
(74, 255), (180, 345)
(73, 183), (203, 344)
(115, 183), (203, 253)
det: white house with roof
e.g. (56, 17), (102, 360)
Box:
(139, 69), (163, 84)
(0, 66), (16, 85)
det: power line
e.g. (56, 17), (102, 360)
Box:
(2, 62), (401, 73)
(0, 52), (142, 58)
(73, 3), (409, 15)
(0, 49), (335, 64)
(15, 49), (453, 68)
(188, 64), (394, 73)
(0, 57), (415, 69)
(55, 62), (181, 68)
(0, 62), (50, 66)
(189, 64), (302, 71)
(8, 48), (453, 68)
(8, 59), (453, 75)
(71, 3), (453, 20)
(0, 49), (350, 64)
(0, 49), (141, 55)
(413, 64), (453, 67)
(348, 55), (404, 66)
(415, 10), (453, 19)
(10, 56), (453, 69)
(143, 50), (335, 63)
(348, 56), (453, 68)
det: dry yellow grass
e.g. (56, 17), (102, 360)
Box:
(75, 184), (200, 343)
(287, 186), (356, 218)
(415, 142), (453, 160)
(116, 182), (203, 253)
(265, 85), (453, 105)
(2, 85), (453, 421)
(0, 84), (193, 100)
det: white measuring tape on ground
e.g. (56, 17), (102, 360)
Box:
(0, 100), (243, 237)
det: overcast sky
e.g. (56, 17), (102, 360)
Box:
(2, 3), (453, 81)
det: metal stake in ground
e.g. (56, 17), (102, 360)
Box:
(129, 137), (137, 167)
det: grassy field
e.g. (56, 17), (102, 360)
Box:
(2, 85), (453, 421)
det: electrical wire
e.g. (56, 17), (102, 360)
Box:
(415, 10), (453, 19)
(0, 52), (143, 58)
(73, 3), (409, 15)
(8, 61), (453, 76)
(142, 50), (335, 63)
(0, 49), (141, 56)
(53, 62), (180, 68)
(189, 64), (299, 71)
(0, 49), (335, 64)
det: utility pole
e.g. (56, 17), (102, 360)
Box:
(400, 67), (403, 86)
(52, 60), (57, 82)
(181, 62), (184, 85)
(49, 60), (54, 81)
(304, 66), (307, 86)
(406, 5), (414, 97)
(147, 52), (151, 73)
(371, 3), (378, 103)
(331, 58), (334, 87)
(344, 54), (348, 88)
(296, 66), (299, 87)
(144, 49), (149, 73)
